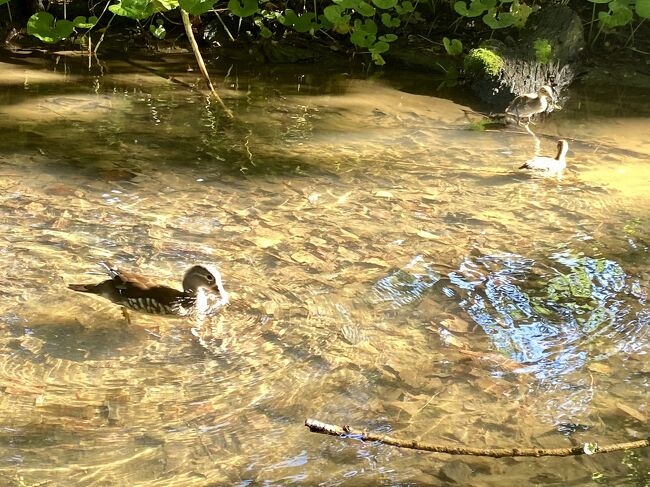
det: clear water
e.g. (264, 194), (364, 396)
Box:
(0, 50), (648, 486)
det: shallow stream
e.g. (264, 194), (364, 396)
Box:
(0, 49), (648, 485)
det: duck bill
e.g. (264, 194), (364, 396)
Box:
(205, 283), (230, 306)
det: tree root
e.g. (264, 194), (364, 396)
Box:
(304, 418), (649, 458)
(180, 9), (234, 119)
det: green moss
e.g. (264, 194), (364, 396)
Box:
(468, 117), (490, 131)
(533, 38), (552, 64)
(463, 48), (504, 77)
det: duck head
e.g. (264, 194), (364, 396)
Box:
(555, 139), (569, 160)
(182, 265), (229, 303)
(539, 86), (556, 111)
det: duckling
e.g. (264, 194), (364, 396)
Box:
(69, 263), (229, 322)
(506, 85), (555, 124)
(519, 139), (569, 175)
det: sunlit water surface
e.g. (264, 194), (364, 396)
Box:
(0, 50), (648, 486)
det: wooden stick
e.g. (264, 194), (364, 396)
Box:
(180, 9), (234, 119)
(304, 419), (649, 458)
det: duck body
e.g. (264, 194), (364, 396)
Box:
(520, 139), (569, 175)
(69, 263), (228, 316)
(506, 85), (554, 122)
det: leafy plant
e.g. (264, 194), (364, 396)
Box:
(73, 16), (99, 29)
(108, 0), (163, 19)
(27, 12), (74, 43)
(637, 0), (650, 18)
(279, 9), (321, 33)
(150, 18), (167, 38)
(443, 37), (463, 55)
(228, 0), (259, 17)
(454, 0), (533, 30)
(320, 0), (414, 65)
(588, 0), (650, 44)
(177, 0), (216, 15)
(598, 0), (633, 28)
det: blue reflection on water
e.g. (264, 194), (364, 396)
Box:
(448, 250), (647, 381)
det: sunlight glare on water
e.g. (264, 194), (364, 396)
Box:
(0, 52), (648, 486)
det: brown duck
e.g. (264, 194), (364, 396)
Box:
(506, 85), (555, 123)
(69, 263), (229, 319)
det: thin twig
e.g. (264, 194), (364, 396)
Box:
(94, 12), (115, 54)
(212, 10), (235, 42)
(180, 8), (234, 118)
(304, 419), (649, 458)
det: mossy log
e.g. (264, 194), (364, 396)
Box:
(463, 6), (584, 109)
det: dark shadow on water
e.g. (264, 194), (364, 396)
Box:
(25, 320), (150, 361)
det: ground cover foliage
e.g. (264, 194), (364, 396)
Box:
(2, 0), (649, 65)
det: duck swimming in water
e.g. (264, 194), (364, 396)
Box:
(519, 139), (569, 175)
(506, 85), (555, 124)
(69, 263), (229, 322)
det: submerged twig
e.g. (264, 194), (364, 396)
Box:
(180, 9), (233, 118)
(304, 419), (649, 458)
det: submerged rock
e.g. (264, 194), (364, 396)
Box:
(440, 460), (473, 484)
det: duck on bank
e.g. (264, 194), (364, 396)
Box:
(506, 86), (555, 124)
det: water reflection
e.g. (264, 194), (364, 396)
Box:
(0, 51), (648, 485)
(448, 250), (646, 375)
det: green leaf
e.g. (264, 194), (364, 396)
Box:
(483, 8), (514, 28)
(443, 36), (463, 55)
(72, 16), (99, 29)
(637, 0), (650, 18)
(350, 19), (377, 47)
(356, 17), (377, 34)
(371, 52), (386, 65)
(280, 9), (320, 32)
(179, 0), (216, 14)
(372, 0), (397, 8)
(394, 0), (414, 13)
(370, 40), (390, 53)
(108, 0), (160, 19)
(356, 0), (376, 16)
(149, 20), (166, 38)
(379, 33), (397, 42)
(259, 25), (273, 37)
(227, 0), (258, 16)
(598, 1), (633, 27)
(334, 0), (359, 8)
(0, 0), (12, 5)
(380, 12), (400, 27)
(510, 0), (532, 27)
(324, 4), (349, 25)
(587, 0), (610, 3)
(454, 0), (486, 17)
(27, 12), (75, 43)
(155, 0), (179, 9)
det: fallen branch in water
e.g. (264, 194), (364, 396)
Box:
(180, 9), (234, 119)
(304, 419), (649, 458)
